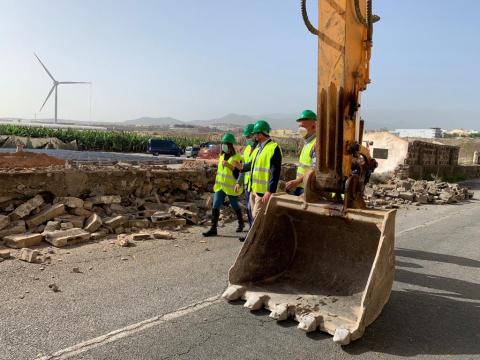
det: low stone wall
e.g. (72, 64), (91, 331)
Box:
(397, 164), (480, 180)
(405, 140), (459, 166)
(0, 165), (216, 203)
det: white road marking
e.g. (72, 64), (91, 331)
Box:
(36, 296), (221, 360)
(396, 203), (480, 237)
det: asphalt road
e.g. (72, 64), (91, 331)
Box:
(0, 181), (479, 360)
(0, 148), (187, 164)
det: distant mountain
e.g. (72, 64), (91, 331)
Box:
(188, 113), (256, 127)
(123, 117), (183, 126)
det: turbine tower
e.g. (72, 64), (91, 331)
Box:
(35, 53), (90, 124)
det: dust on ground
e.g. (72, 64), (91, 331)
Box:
(0, 152), (65, 169)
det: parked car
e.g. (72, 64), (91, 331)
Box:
(197, 144), (221, 160)
(185, 145), (200, 158)
(147, 139), (183, 156)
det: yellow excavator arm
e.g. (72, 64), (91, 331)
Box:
(223, 1), (395, 346)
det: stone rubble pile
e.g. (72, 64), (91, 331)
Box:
(0, 190), (220, 263)
(365, 178), (474, 209)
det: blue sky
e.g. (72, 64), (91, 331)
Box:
(0, 0), (479, 128)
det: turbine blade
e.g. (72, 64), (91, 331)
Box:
(34, 53), (56, 81)
(39, 84), (56, 112)
(58, 81), (91, 84)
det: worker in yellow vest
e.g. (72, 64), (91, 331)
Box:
(234, 124), (256, 228)
(236, 120), (282, 223)
(285, 110), (317, 196)
(203, 133), (244, 237)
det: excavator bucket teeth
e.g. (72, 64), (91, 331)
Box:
(224, 194), (396, 344)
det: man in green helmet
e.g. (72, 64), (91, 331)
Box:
(236, 120), (282, 224)
(285, 110), (317, 196)
(234, 124), (256, 228)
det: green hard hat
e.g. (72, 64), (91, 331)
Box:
(221, 133), (236, 144)
(252, 120), (271, 134)
(296, 109), (317, 122)
(243, 123), (255, 137)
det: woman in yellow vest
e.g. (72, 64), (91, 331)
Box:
(234, 124), (256, 229)
(203, 133), (244, 237)
(286, 110), (317, 196)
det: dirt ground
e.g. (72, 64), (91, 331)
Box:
(0, 151), (65, 169)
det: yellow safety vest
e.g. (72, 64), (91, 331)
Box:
(242, 144), (255, 186)
(296, 138), (316, 189)
(249, 140), (281, 194)
(214, 153), (243, 196)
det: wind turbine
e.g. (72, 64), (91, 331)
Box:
(35, 53), (90, 124)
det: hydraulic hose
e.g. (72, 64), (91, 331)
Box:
(301, 0), (320, 36)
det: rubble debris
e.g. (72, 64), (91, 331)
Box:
(18, 248), (40, 263)
(44, 221), (61, 232)
(10, 195), (44, 220)
(365, 178), (474, 209)
(72, 267), (82, 273)
(26, 203), (65, 229)
(48, 283), (60, 292)
(169, 206), (199, 225)
(90, 230), (107, 240)
(151, 230), (174, 240)
(43, 228), (91, 247)
(4, 233), (43, 249)
(84, 214), (102, 233)
(53, 197), (84, 209)
(116, 234), (132, 247)
(132, 233), (151, 241)
(0, 221), (26, 239)
(0, 248), (11, 259)
(86, 195), (121, 205)
(0, 215), (10, 230)
(104, 215), (128, 229)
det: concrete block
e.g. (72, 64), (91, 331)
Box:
(10, 195), (44, 220)
(91, 230), (107, 241)
(0, 248), (11, 259)
(0, 215), (10, 231)
(86, 195), (121, 205)
(104, 216), (128, 229)
(150, 211), (172, 222)
(54, 197), (84, 208)
(151, 218), (187, 228)
(0, 221), (26, 239)
(84, 214), (102, 233)
(44, 228), (91, 247)
(132, 233), (151, 241)
(127, 219), (150, 228)
(26, 203), (65, 229)
(151, 231), (174, 240)
(4, 233), (43, 249)
(18, 248), (40, 263)
(70, 207), (93, 217)
(44, 221), (61, 232)
(169, 206), (198, 224)
(54, 215), (85, 228)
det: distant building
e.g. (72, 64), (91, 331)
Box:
(364, 131), (459, 174)
(445, 128), (479, 137)
(391, 128), (443, 139)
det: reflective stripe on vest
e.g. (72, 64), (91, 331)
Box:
(242, 144), (254, 186)
(296, 138), (316, 188)
(249, 141), (281, 194)
(214, 153), (243, 196)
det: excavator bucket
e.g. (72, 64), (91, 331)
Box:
(222, 194), (395, 345)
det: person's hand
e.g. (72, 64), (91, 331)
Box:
(262, 191), (272, 203)
(234, 184), (241, 193)
(233, 161), (243, 170)
(222, 160), (229, 167)
(285, 178), (301, 191)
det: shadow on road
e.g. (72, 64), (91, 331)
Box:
(346, 249), (480, 357)
(396, 248), (480, 268)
